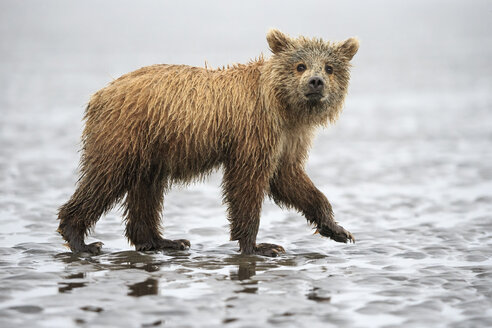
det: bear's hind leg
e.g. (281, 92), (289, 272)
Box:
(57, 174), (124, 255)
(124, 176), (190, 251)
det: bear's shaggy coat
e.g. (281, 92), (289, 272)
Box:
(58, 29), (359, 256)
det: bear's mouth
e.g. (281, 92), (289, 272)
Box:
(305, 92), (324, 101)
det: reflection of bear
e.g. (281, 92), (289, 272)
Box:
(57, 29), (359, 256)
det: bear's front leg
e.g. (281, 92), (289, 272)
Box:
(222, 162), (285, 257)
(269, 163), (355, 243)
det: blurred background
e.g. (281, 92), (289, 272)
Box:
(1, 0), (491, 185)
(0, 1), (491, 327)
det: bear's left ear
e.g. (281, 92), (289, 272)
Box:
(267, 29), (292, 54)
(337, 37), (359, 61)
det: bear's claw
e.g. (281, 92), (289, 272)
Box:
(136, 238), (190, 251)
(70, 241), (103, 255)
(318, 223), (355, 244)
(254, 243), (286, 257)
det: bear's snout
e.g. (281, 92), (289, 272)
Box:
(308, 76), (324, 91)
(306, 76), (325, 99)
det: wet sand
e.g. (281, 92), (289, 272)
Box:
(1, 1), (491, 327)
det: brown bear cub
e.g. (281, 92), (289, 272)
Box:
(57, 29), (359, 257)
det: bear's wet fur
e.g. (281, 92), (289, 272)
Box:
(57, 29), (359, 256)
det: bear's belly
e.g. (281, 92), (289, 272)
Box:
(158, 135), (224, 183)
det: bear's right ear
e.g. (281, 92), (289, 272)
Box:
(267, 29), (292, 54)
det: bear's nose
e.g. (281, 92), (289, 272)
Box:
(308, 76), (325, 92)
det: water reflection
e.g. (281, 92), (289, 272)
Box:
(230, 260), (256, 281)
(53, 249), (318, 300)
(81, 306), (104, 313)
(58, 281), (87, 293)
(128, 278), (159, 297)
(306, 287), (331, 303)
(65, 273), (85, 279)
(235, 283), (258, 294)
(107, 251), (165, 272)
(229, 259), (259, 294)
(55, 250), (165, 272)
(58, 272), (87, 294)
(54, 252), (94, 264)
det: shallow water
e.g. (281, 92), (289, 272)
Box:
(1, 1), (492, 327)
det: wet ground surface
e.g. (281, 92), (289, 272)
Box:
(1, 1), (491, 327)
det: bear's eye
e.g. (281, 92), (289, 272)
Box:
(325, 64), (333, 74)
(296, 63), (307, 72)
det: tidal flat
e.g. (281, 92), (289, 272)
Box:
(1, 1), (491, 327)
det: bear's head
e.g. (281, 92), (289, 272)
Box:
(265, 29), (358, 123)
